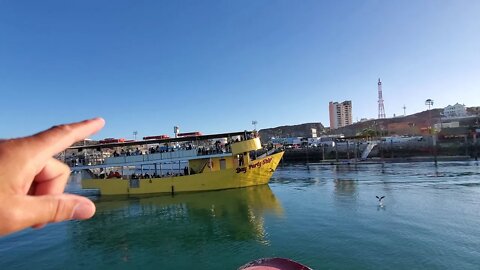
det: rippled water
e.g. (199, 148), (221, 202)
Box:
(1, 161), (480, 269)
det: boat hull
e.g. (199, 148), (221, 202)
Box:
(82, 151), (284, 195)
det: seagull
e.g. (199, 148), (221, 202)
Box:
(376, 196), (385, 207)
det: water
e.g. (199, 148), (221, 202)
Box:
(1, 161), (480, 269)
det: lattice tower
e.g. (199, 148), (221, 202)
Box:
(378, 78), (386, 119)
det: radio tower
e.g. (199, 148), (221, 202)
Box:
(377, 78), (386, 119)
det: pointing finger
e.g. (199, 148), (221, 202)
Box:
(0, 194), (96, 236)
(30, 158), (71, 196)
(24, 118), (105, 160)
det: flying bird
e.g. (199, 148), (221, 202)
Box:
(376, 196), (385, 206)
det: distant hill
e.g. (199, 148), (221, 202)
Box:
(328, 109), (444, 137)
(259, 122), (325, 142)
(328, 108), (480, 137)
(255, 107), (479, 142)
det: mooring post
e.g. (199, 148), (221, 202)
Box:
(305, 144), (309, 169)
(474, 133), (478, 161)
(390, 139), (394, 159)
(335, 140), (339, 163)
(353, 140), (357, 164)
(380, 139), (384, 163)
(346, 141), (350, 160)
(322, 144), (325, 162)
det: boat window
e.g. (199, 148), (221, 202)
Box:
(129, 179), (140, 188)
(220, 159), (226, 170)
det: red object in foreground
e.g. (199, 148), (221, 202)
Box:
(238, 258), (312, 270)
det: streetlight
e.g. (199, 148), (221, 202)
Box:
(425, 99), (437, 166)
(425, 99), (434, 110)
(133, 131), (138, 141)
(425, 99), (434, 133)
(252, 120), (258, 131)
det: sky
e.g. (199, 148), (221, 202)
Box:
(1, 0), (479, 140)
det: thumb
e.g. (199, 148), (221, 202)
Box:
(1, 194), (96, 235)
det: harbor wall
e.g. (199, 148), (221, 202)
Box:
(281, 139), (479, 162)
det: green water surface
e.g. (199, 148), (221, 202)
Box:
(1, 162), (480, 269)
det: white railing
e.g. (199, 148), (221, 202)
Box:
(361, 142), (377, 160)
(104, 149), (198, 165)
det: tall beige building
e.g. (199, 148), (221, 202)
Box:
(329, 101), (352, 129)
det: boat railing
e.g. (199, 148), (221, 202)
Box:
(67, 145), (233, 168)
(104, 148), (199, 165)
(65, 156), (105, 167)
(197, 148), (229, 156)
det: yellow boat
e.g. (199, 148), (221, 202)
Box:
(70, 131), (284, 196)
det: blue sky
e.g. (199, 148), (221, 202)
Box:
(1, 0), (479, 139)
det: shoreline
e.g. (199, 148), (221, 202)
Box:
(281, 155), (476, 165)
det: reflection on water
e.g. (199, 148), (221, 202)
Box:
(77, 185), (283, 249)
(331, 165), (359, 199)
(333, 179), (357, 197)
(0, 185), (284, 270)
(63, 185), (284, 268)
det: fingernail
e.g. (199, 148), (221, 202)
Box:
(72, 202), (93, 220)
(89, 117), (105, 124)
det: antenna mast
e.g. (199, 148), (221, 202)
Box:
(378, 78), (386, 119)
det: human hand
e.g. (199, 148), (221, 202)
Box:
(0, 118), (105, 236)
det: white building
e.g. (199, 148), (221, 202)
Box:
(329, 101), (352, 129)
(443, 103), (467, 118)
(434, 121), (460, 132)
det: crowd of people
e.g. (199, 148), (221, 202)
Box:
(130, 170), (188, 179)
(96, 165), (191, 180)
(66, 133), (259, 169)
(111, 144), (196, 157)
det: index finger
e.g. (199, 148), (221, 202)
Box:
(25, 117), (105, 159)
